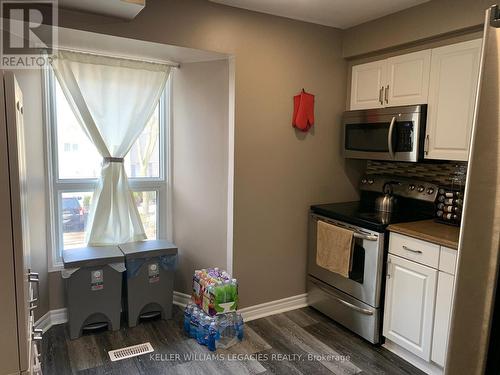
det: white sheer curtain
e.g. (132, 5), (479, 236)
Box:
(51, 51), (171, 245)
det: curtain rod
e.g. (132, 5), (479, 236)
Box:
(47, 47), (181, 68)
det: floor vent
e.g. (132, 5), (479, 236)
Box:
(108, 342), (154, 362)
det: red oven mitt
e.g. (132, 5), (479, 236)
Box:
(292, 90), (315, 132)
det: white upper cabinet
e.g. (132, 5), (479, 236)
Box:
(386, 50), (431, 107)
(383, 254), (437, 361)
(350, 60), (386, 110)
(425, 39), (482, 161)
(349, 50), (430, 110)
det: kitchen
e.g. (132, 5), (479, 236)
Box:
(308, 34), (481, 375)
(0, 1), (498, 374)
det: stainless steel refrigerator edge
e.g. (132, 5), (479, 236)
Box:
(446, 5), (500, 374)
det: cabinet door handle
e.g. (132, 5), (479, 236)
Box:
(28, 271), (40, 305)
(424, 134), (430, 154)
(379, 86), (384, 105)
(32, 327), (43, 341)
(403, 245), (423, 254)
(385, 85), (389, 104)
(29, 296), (38, 311)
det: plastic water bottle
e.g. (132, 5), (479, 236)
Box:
(197, 315), (208, 345)
(183, 304), (194, 333)
(197, 315), (205, 345)
(216, 314), (236, 349)
(203, 316), (214, 345)
(189, 309), (199, 338)
(236, 313), (244, 341)
(207, 321), (218, 351)
(214, 280), (227, 306)
(196, 314), (203, 344)
(205, 284), (215, 316)
(230, 279), (238, 303)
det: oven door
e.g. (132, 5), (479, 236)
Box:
(343, 106), (424, 162)
(307, 213), (385, 308)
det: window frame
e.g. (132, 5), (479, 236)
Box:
(43, 66), (172, 271)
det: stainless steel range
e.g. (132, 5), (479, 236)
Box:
(307, 175), (438, 344)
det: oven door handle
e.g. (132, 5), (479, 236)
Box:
(310, 279), (374, 316)
(313, 215), (379, 241)
(388, 116), (396, 159)
(354, 232), (378, 241)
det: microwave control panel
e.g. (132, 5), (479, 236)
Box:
(395, 122), (414, 152)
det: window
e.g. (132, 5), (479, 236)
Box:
(44, 67), (171, 268)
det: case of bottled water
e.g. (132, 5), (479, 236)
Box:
(184, 303), (244, 351)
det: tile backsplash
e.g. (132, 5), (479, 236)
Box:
(365, 160), (468, 187)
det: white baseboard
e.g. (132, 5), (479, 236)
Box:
(173, 291), (308, 322)
(239, 293), (308, 322)
(35, 308), (68, 333)
(35, 292), (309, 332)
(173, 291), (191, 307)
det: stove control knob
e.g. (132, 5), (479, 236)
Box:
(427, 188), (435, 195)
(409, 184), (416, 191)
(361, 178), (367, 184)
(417, 185), (425, 193)
(368, 179), (374, 185)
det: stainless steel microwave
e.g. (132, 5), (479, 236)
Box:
(343, 104), (427, 162)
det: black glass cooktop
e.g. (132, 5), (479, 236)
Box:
(311, 200), (434, 233)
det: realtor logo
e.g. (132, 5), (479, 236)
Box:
(0, 0), (57, 68)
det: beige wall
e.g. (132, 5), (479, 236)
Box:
(172, 59), (230, 295)
(342, 0), (490, 58)
(57, 0), (362, 307)
(47, 272), (65, 310)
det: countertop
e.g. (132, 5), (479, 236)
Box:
(387, 219), (460, 250)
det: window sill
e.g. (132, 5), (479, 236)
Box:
(48, 264), (64, 273)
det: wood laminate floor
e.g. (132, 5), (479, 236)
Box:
(41, 306), (425, 375)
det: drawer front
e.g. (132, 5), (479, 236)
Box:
(307, 276), (380, 344)
(439, 246), (457, 275)
(389, 233), (440, 268)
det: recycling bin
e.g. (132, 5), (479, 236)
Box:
(119, 240), (178, 327)
(62, 246), (125, 340)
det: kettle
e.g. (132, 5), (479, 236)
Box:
(375, 183), (398, 212)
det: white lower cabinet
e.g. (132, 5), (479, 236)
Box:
(383, 254), (437, 360)
(431, 272), (454, 367)
(384, 233), (457, 372)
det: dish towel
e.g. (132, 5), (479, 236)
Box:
(316, 221), (354, 278)
(292, 90), (315, 132)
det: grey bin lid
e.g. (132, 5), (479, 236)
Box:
(62, 246), (124, 269)
(118, 239), (178, 260)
